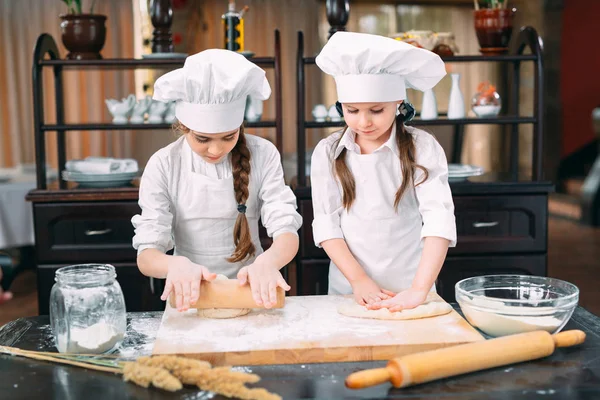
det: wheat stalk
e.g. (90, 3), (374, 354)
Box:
(0, 346), (123, 373)
(0, 346), (281, 400)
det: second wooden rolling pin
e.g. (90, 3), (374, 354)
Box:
(346, 329), (586, 389)
(168, 277), (285, 309)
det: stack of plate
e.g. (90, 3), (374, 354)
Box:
(62, 170), (138, 188)
(62, 157), (138, 188)
(448, 164), (484, 182)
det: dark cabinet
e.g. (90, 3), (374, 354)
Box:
(295, 190), (551, 303)
(451, 195), (547, 255)
(30, 198), (165, 315)
(33, 202), (140, 263)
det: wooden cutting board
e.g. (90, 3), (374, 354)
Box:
(152, 294), (484, 366)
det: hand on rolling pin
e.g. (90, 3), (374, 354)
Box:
(237, 255), (291, 309)
(160, 256), (216, 312)
(350, 276), (395, 308)
(370, 287), (428, 311)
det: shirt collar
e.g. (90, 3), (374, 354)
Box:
(333, 121), (400, 158)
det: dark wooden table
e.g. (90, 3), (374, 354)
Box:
(1, 306), (599, 400)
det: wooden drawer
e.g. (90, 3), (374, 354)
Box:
(37, 263), (165, 315)
(33, 202), (140, 263)
(450, 194), (548, 255)
(436, 254), (547, 302)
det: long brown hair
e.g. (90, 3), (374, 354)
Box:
(175, 121), (255, 262)
(333, 114), (428, 211)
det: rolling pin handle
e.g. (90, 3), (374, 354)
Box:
(553, 330), (586, 348)
(345, 367), (393, 389)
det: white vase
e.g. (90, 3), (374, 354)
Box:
(420, 89), (438, 120)
(448, 73), (465, 119)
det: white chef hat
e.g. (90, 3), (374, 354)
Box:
(153, 49), (271, 133)
(315, 31), (446, 103)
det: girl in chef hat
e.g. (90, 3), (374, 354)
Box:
(311, 32), (456, 311)
(132, 49), (302, 312)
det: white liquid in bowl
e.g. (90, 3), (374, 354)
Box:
(459, 296), (569, 337)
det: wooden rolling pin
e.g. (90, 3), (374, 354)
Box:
(168, 277), (285, 309)
(346, 329), (586, 389)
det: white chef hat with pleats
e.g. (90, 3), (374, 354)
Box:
(153, 49), (271, 133)
(315, 31), (446, 103)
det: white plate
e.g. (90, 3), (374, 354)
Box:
(448, 164), (484, 178)
(449, 176), (472, 182)
(142, 52), (187, 59)
(76, 180), (133, 188)
(62, 174), (137, 181)
(62, 171), (137, 180)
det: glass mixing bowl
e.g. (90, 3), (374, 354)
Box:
(455, 275), (579, 337)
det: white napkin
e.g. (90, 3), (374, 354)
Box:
(66, 157), (138, 174)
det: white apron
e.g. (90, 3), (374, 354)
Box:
(171, 142), (263, 279)
(327, 150), (428, 295)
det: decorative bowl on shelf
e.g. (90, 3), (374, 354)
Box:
(471, 82), (501, 118)
(456, 275), (579, 337)
(129, 96), (153, 124)
(60, 14), (107, 60)
(474, 8), (516, 55)
(312, 104), (328, 122)
(328, 105), (342, 122)
(105, 94), (136, 124)
(147, 100), (169, 124)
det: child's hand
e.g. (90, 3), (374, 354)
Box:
(237, 256), (291, 309)
(161, 256), (216, 312)
(372, 287), (429, 312)
(350, 276), (395, 307)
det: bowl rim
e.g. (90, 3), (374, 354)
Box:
(455, 274), (580, 306)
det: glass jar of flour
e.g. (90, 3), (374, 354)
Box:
(50, 264), (127, 354)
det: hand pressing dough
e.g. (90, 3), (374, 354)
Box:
(196, 274), (251, 319)
(337, 292), (452, 320)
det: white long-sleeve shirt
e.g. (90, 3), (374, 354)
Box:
(310, 124), (456, 294)
(132, 134), (302, 278)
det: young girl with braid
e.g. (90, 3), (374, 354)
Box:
(311, 32), (456, 312)
(132, 49), (302, 312)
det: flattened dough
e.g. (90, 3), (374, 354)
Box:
(196, 274), (251, 319)
(337, 292), (452, 320)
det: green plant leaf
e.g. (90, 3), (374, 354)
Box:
(90, 0), (97, 13)
(61, 0), (74, 14)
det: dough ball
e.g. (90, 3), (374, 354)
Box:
(197, 308), (251, 319)
(337, 292), (452, 320)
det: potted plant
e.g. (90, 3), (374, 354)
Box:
(473, 0), (516, 55)
(60, 0), (107, 60)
